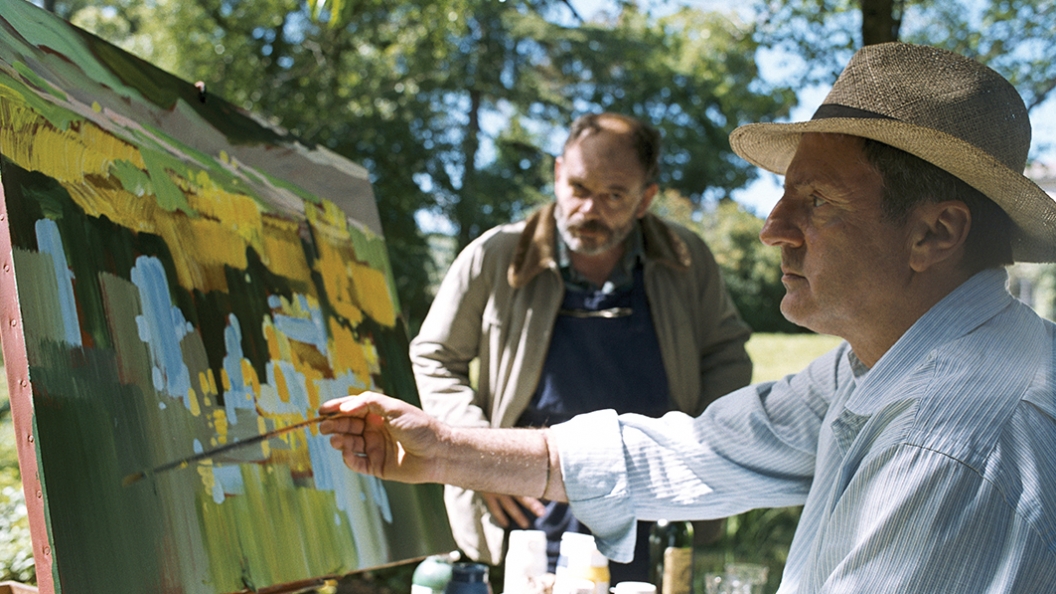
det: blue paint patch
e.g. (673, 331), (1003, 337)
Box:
(221, 314), (255, 424)
(34, 219), (81, 346)
(130, 256), (194, 407)
(270, 293), (328, 356)
(315, 371), (370, 405)
(212, 465), (244, 500)
(272, 315), (322, 347)
(257, 360), (310, 414)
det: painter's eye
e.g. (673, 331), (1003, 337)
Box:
(811, 194), (825, 208)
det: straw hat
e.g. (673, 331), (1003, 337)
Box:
(730, 42), (1056, 262)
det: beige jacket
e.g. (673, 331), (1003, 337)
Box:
(410, 204), (752, 563)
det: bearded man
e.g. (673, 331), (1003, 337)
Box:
(409, 112), (753, 580)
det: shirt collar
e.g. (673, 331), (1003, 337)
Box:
(843, 268), (1013, 413)
(557, 222), (644, 293)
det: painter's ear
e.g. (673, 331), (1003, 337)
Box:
(635, 183), (659, 218)
(909, 200), (970, 272)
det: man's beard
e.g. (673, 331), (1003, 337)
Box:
(555, 204), (636, 256)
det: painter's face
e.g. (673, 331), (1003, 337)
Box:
(759, 133), (914, 337)
(553, 132), (656, 256)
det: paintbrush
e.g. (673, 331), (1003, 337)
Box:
(122, 413), (337, 487)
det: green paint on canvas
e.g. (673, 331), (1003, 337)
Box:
(11, 249), (67, 354)
(109, 159), (153, 197)
(11, 61), (66, 101)
(198, 464), (359, 590)
(0, 79), (81, 130)
(0, 1), (135, 102)
(140, 149), (193, 213)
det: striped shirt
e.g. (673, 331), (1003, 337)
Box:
(553, 268), (1056, 593)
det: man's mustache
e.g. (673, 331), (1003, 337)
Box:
(566, 220), (611, 234)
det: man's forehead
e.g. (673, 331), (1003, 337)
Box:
(783, 133), (880, 192)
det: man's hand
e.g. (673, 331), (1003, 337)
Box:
(481, 493), (547, 529)
(320, 391), (566, 502)
(319, 391), (446, 484)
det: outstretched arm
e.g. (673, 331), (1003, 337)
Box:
(319, 392), (567, 502)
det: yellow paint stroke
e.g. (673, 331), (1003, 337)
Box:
(197, 462), (218, 498)
(273, 362), (291, 404)
(262, 319), (288, 362)
(306, 201), (395, 327)
(347, 261), (395, 327)
(328, 318), (369, 381)
(150, 212), (247, 294)
(187, 169), (264, 242)
(296, 358), (325, 413)
(221, 368), (232, 392)
(241, 359), (261, 399)
(199, 370), (214, 397)
(361, 337), (380, 375)
(0, 99), (320, 295)
(306, 217), (363, 326)
(261, 215), (313, 285)
(212, 409), (229, 445)
(187, 388), (202, 417)
(264, 415), (313, 472)
(0, 101), (145, 182)
(257, 416), (270, 458)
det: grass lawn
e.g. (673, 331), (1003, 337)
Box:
(746, 332), (844, 384)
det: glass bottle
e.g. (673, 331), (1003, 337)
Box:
(648, 520), (694, 594)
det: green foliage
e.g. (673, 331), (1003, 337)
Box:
(652, 191), (801, 333)
(0, 366), (34, 585)
(753, 0), (1056, 114)
(0, 472), (34, 585)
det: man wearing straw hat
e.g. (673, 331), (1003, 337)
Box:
(321, 43), (1056, 592)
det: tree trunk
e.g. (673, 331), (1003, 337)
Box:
(860, 0), (902, 45)
(456, 88), (482, 250)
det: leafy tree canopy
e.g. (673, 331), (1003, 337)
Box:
(53, 0), (795, 329)
(753, 0), (1056, 113)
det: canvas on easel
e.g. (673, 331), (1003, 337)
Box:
(0, 2), (453, 592)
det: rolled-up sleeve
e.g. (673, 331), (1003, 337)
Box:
(551, 409), (639, 561)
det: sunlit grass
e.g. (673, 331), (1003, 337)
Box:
(746, 332), (843, 384)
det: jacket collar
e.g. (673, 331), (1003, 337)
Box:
(507, 203), (692, 288)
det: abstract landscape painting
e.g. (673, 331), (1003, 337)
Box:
(0, 2), (452, 592)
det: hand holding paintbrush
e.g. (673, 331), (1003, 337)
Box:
(122, 413), (337, 487)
